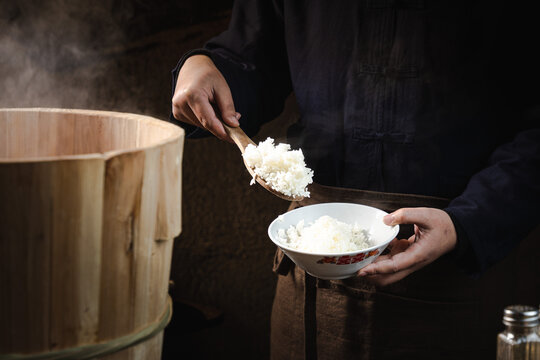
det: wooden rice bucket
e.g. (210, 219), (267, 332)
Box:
(0, 109), (184, 360)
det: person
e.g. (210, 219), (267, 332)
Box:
(170, 1), (540, 359)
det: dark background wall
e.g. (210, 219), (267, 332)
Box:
(0, 1), (298, 358)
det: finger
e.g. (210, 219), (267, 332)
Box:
(180, 103), (203, 126)
(359, 242), (425, 276)
(381, 237), (398, 255)
(181, 102), (233, 144)
(364, 264), (422, 287)
(186, 90), (229, 140)
(171, 98), (188, 123)
(213, 81), (240, 127)
(361, 238), (424, 286)
(383, 207), (431, 228)
(172, 91), (201, 127)
(365, 235), (415, 266)
(370, 237), (408, 261)
(386, 237), (400, 250)
(388, 238), (413, 254)
(180, 98), (235, 143)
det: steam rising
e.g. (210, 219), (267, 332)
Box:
(0, 0), (235, 115)
(0, 0), (132, 109)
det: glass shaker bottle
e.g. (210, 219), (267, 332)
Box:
(497, 305), (540, 360)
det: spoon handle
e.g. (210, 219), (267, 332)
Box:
(223, 123), (255, 153)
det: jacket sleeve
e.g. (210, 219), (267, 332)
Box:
(445, 125), (540, 275)
(170, 0), (292, 138)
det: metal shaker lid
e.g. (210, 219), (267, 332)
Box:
(503, 305), (539, 327)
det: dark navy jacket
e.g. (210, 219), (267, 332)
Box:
(171, 0), (540, 275)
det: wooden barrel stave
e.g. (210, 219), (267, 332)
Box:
(0, 109), (183, 360)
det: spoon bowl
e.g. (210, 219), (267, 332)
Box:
(223, 123), (304, 202)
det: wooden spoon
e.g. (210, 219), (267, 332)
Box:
(223, 123), (304, 202)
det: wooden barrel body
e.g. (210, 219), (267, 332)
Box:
(0, 109), (184, 360)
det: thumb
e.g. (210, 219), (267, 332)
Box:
(383, 207), (431, 228)
(213, 80), (240, 127)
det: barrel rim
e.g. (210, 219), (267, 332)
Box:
(0, 108), (184, 163)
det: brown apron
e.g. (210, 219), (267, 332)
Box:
(270, 183), (540, 360)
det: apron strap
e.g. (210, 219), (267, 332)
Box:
(304, 274), (317, 360)
(303, 183), (450, 213)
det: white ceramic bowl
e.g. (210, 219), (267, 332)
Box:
(268, 202), (399, 280)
